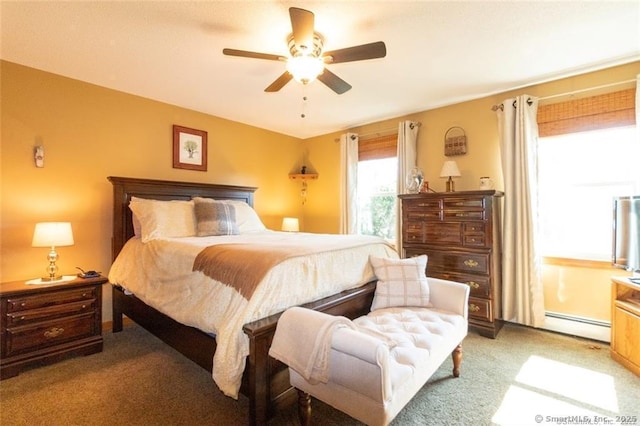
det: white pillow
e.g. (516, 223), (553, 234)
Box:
(220, 199), (266, 233)
(129, 197), (196, 242)
(192, 197), (239, 236)
(370, 255), (431, 311)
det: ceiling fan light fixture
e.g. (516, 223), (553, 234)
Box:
(286, 55), (325, 84)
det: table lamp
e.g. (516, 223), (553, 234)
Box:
(281, 217), (299, 232)
(32, 222), (74, 281)
(440, 160), (461, 192)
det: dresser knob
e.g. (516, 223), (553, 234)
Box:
(464, 259), (479, 267)
(20, 302), (26, 307)
(44, 327), (65, 339)
(466, 281), (480, 289)
(82, 293), (88, 297)
(82, 305), (87, 309)
(469, 304), (480, 312)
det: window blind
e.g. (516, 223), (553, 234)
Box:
(537, 88), (636, 137)
(358, 133), (398, 161)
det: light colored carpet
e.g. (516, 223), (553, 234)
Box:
(1, 323), (638, 425)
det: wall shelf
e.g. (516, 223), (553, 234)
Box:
(289, 174), (318, 180)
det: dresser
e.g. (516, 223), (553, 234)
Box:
(399, 190), (503, 338)
(610, 277), (640, 376)
(0, 275), (105, 379)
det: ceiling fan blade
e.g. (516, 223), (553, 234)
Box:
(323, 41), (387, 64)
(289, 7), (315, 51)
(223, 48), (283, 61)
(265, 72), (293, 92)
(317, 69), (352, 94)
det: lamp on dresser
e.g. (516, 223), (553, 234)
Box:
(440, 160), (461, 192)
(32, 222), (74, 281)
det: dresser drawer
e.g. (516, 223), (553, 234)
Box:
(468, 297), (492, 322)
(443, 197), (486, 221)
(6, 299), (96, 327)
(6, 287), (97, 313)
(4, 312), (98, 357)
(407, 249), (490, 275)
(405, 222), (463, 245)
(426, 270), (491, 298)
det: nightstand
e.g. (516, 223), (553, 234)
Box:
(0, 275), (106, 379)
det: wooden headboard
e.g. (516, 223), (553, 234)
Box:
(108, 176), (257, 261)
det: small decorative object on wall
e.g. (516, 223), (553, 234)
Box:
(444, 126), (467, 156)
(173, 125), (207, 171)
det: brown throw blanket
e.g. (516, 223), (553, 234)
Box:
(192, 243), (317, 299)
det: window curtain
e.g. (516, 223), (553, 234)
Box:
(339, 133), (359, 234)
(496, 95), (545, 327)
(396, 121), (420, 250)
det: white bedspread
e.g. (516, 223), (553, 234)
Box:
(108, 230), (398, 398)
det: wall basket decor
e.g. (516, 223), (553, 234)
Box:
(444, 126), (467, 156)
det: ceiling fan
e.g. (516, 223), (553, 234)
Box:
(222, 7), (386, 94)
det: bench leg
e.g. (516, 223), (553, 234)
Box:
(297, 389), (312, 426)
(452, 344), (463, 377)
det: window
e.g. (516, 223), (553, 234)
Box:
(356, 133), (397, 241)
(538, 126), (639, 260)
(537, 88), (638, 260)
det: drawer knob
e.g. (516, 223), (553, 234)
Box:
(466, 281), (480, 289)
(20, 302), (26, 307)
(82, 292), (88, 297)
(82, 305), (87, 309)
(464, 259), (479, 267)
(469, 304), (480, 312)
(44, 327), (65, 339)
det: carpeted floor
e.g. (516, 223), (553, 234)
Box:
(1, 323), (638, 426)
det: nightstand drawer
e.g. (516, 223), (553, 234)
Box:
(6, 299), (96, 326)
(4, 312), (97, 357)
(6, 287), (97, 312)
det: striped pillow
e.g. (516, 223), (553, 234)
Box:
(193, 197), (239, 236)
(370, 255), (431, 311)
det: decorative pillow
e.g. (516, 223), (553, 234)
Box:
(193, 197), (239, 236)
(129, 197), (196, 242)
(219, 199), (266, 233)
(369, 255), (431, 311)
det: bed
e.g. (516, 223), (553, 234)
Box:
(107, 176), (397, 425)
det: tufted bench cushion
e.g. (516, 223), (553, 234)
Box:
(284, 277), (470, 426)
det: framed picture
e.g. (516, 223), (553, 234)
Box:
(173, 125), (208, 171)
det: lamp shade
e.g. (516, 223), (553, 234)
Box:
(32, 222), (74, 247)
(281, 217), (300, 232)
(439, 160), (461, 178)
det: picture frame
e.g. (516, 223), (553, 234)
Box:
(173, 125), (208, 171)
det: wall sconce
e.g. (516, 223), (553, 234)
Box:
(282, 217), (300, 232)
(440, 160), (461, 192)
(32, 222), (74, 281)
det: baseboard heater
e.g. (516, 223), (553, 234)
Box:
(543, 311), (611, 343)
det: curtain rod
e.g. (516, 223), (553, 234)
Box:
(333, 122), (422, 142)
(490, 78), (637, 111)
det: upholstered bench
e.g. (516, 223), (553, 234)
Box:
(270, 255), (470, 426)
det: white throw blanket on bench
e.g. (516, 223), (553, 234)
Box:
(269, 307), (356, 384)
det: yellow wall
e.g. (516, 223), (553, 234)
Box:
(1, 61), (305, 320)
(302, 61), (640, 323)
(2, 59), (638, 325)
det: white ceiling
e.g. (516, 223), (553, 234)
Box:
(2, 1), (639, 139)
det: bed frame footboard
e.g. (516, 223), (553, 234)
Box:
(112, 281), (376, 425)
